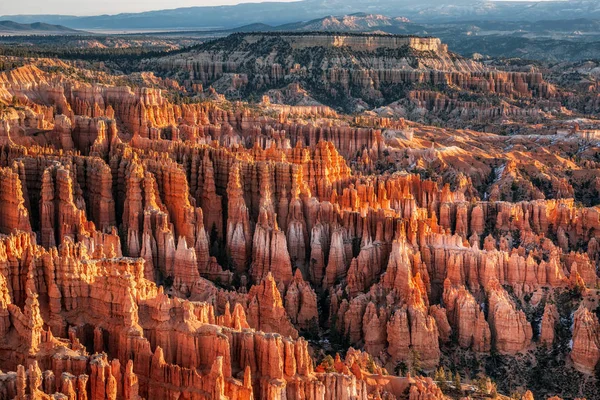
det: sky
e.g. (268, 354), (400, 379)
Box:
(0, 0), (298, 16)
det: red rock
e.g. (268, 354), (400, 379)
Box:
(2, 52), (600, 399)
(226, 163), (253, 274)
(323, 227), (351, 288)
(285, 269), (318, 331)
(0, 272), (11, 336)
(444, 281), (488, 351)
(486, 280), (532, 354)
(0, 168), (31, 234)
(8, 289), (44, 355)
(387, 306), (411, 364)
(247, 272), (299, 339)
(429, 305), (452, 343)
(407, 289), (440, 370)
(250, 209), (294, 287)
(540, 303), (558, 346)
(362, 302), (388, 356)
(571, 305), (600, 374)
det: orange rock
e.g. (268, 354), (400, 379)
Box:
(429, 305), (452, 343)
(540, 303), (558, 346)
(387, 306), (411, 364)
(2, 55), (600, 400)
(226, 163), (253, 274)
(250, 209), (293, 287)
(486, 280), (532, 354)
(571, 305), (600, 374)
(247, 272), (299, 339)
(284, 269), (318, 331)
(0, 168), (31, 235)
(362, 302), (388, 356)
(407, 289), (440, 370)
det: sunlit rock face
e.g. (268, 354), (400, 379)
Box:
(0, 32), (599, 400)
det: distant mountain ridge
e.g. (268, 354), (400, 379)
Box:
(0, 20), (80, 33)
(276, 13), (414, 33)
(2, 0), (600, 30)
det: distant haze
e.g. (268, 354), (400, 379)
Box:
(0, 0), (298, 16)
(1, 0), (566, 17)
(2, 0), (596, 31)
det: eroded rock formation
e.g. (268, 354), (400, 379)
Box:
(0, 34), (599, 400)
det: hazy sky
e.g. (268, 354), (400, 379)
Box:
(0, 0), (568, 17)
(0, 0), (298, 16)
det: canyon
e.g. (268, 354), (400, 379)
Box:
(0, 31), (598, 400)
(148, 32), (598, 136)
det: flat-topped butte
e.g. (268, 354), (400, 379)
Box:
(239, 32), (447, 53)
(200, 31), (447, 54)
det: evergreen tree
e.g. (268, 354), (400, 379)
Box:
(453, 372), (461, 390)
(408, 347), (421, 375)
(434, 367), (448, 391)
